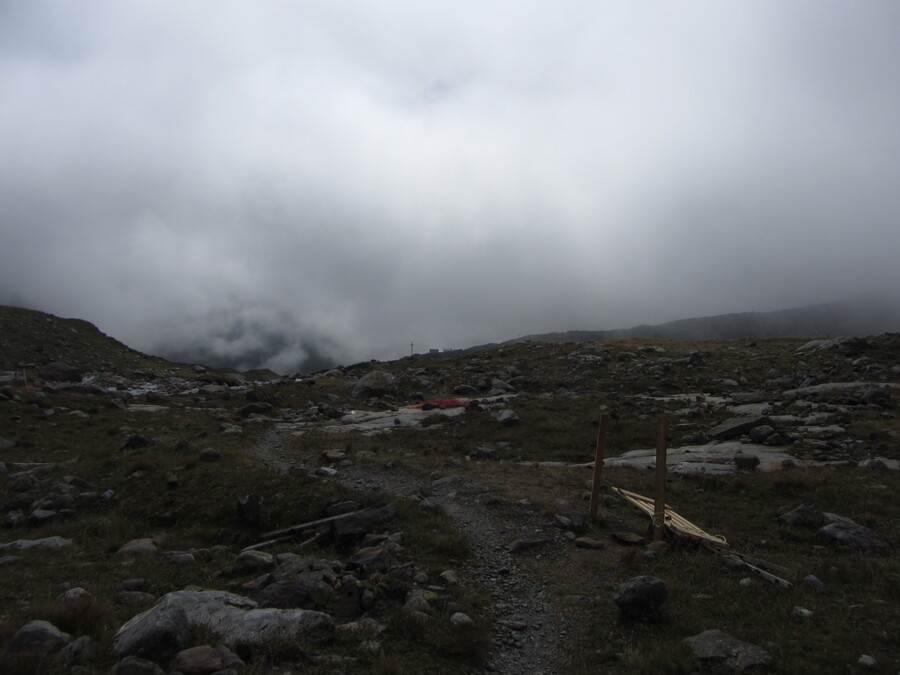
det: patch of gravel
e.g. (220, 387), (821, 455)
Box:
(250, 425), (573, 674)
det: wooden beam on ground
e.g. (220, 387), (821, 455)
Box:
(589, 413), (610, 521)
(260, 508), (371, 540)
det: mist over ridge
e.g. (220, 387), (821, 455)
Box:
(2, 2), (900, 374)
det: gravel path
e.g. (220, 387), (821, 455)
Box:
(250, 424), (574, 674)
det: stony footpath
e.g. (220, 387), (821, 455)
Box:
(251, 426), (574, 674)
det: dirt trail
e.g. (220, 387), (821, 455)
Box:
(250, 424), (576, 674)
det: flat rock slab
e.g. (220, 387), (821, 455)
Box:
(0, 536), (73, 551)
(604, 442), (801, 474)
(784, 382), (900, 397)
(683, 629), (772, 671)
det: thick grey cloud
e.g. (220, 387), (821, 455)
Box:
(3, 1), (900, 371)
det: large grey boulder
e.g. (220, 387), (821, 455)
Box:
(125, 590), (334, 648)
(112, 603), (190, 664)
(683, 629), (772, 671)
(350, 370), (397, 398)
(613, 576), (667, 619)
(7, 619), (71, 654)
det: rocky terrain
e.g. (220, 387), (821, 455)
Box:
(1, 305), (898, 673)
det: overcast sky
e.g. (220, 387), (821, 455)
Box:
(3, 1), (900, 372)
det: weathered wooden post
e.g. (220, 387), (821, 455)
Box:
(653, 414), (669, 541)
(589, 413), (610, 521)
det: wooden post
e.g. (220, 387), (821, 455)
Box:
(653, 414), (669, 541)
(588, 413), (610, 521)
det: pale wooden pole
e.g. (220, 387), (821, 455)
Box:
(588, 413), (610, 521)
(653, 414), (669, 541)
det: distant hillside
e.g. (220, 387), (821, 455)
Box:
(509, 296), (900, 345)
(0, 305), (188, 374)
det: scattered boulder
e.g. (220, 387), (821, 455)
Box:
(351, 370), (397, 398)
(683, 629), (772, 671)
(813, 521), (890, 552)
(115, 538), (158, 560)
(733, 453), (760, 471)
(7, 471), (38, 492)
(7, 619), (71, 654)
(709, 416), (775, 441)
(346, 546), (392, 576)
(777, 504), (824, 528)
(237, 402), (273, 418)
(257, 578), (326, 610)
(38, 362), (82, 382)
(229, 549), (274, 575)
(613, 576), (667, 619)
(494, 409), (520, 425)
(119, 435), (157, 452)
(169, 644), (239, 675)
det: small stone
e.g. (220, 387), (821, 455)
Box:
(115, 539), (158, 560)
(734, 453), (761, 470)
(198, 448), (221, 461)
(739, 578), (752, 587)
(574, 537), (605, 549)
(169, 645), (223, 675)
(450, 612), (474, 626)
(613, 576), (667, 619)
(857, 654), (877, 668)
(683, 629), (771, 670)
(60, 587), (90, 599)
(792, 606), (813, 619)
(111, 655), (166, 675)
(508, 536), (552, 553)
(611, 531), (646, 546)
(404, 594), (435, 616)
(230, 549), (274, 575)
(803, 575), (826, 591)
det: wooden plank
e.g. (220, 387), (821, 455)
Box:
(588, 414), (610, 521)
(611, 486), (728, 547)
(260, 508), (369, 540)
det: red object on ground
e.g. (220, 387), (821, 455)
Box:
(412, 398), (468, 409)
